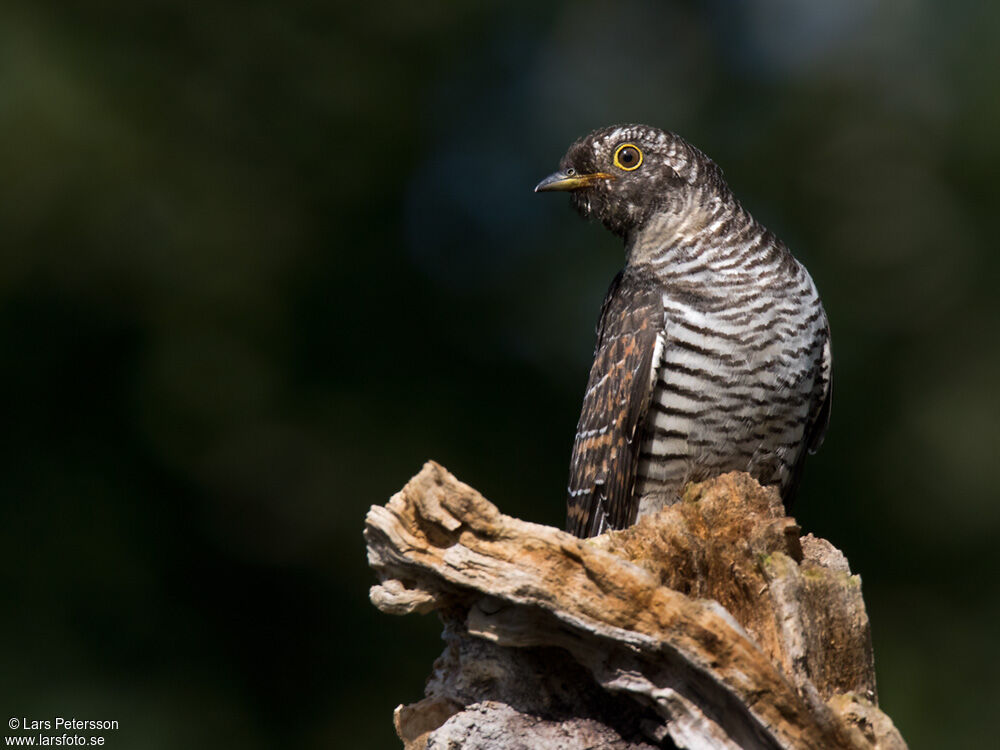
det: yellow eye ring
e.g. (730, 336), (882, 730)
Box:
(613, 143), (643, 171)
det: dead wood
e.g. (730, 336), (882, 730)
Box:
(365, 462), (906, 750)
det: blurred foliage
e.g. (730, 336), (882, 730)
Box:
(1, 1), (998, 747)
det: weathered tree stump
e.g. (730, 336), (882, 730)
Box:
(365, 461), (906, 750)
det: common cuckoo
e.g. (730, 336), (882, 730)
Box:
(536, 125), (831, 538)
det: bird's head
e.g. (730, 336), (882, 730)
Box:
(535, 124), (727, 240)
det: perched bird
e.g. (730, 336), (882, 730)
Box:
(536, 125), (831, 538)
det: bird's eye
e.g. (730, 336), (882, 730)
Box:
(613, 144), (643, 171)
(566, 167), (576, 176)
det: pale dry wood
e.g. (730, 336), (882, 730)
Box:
(365, 461), (906, 750)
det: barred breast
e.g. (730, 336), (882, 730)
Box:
(542, 123), (832, 537)
(634, 256), (829, 516)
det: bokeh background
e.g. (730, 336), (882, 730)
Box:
(2, 1), (998, 747)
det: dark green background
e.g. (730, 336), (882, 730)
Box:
(2, 2), (998, 747)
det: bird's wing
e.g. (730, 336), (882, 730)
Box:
(566, 272), (664, 537)
(783, 319), (832, 508)
(806, 324), (833, 455)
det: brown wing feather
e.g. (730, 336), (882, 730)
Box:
(566, 271), (664, 537)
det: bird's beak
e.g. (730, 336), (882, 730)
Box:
(534, 170), (615, 193)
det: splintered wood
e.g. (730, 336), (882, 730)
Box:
(365, 462), (906, 750)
